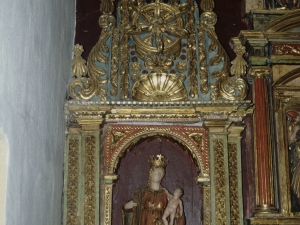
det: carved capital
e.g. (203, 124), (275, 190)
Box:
(104, 175), (118, 184)
(204, 121), (232, 133)
(238, 31), (267, 47)
(228, 125), (245, 138)
(249, 66), (272, 79)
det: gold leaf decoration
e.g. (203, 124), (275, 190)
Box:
(67, 138), (79, 225)
(200, 0), (215, 12)
(214, 138), (227, 224)
(84, 136), (96, 225)
(69, 14), (115, 100)
(131, 73), (188, 101)
(71, 44), (87, 78)
(230, 45), (247, 76)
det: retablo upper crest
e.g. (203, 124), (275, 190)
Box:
(149, 154), (168, 169)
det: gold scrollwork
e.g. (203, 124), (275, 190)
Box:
(110, 27), (120, 96)
(274, 44), (300, 55)
(69, 14), (116, 100)
(211, 42), (248, 101)
(120, 0), (130, 99)
(201, 12), (230, 78)
(112, 131), (131, 149)
(198, 23), (209, 94)
(186, 1), (199, 98)
(176, 62), (187, 72)
(187, 133), (204, 153)
(84, 136), (96, 225)
(228, 143), (240, 225)
(214, 138), (226, 224)
(67, 138), (79, 225)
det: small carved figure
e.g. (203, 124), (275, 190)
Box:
(162, 188), (183, 225)
(291, 141), (300, 199)
(280, 0), (300, 9)
(287, 111), (300, 144)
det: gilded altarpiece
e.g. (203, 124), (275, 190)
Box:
(237, 8), (300, 224)
(63, 0), (252, 223)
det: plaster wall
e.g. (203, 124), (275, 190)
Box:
(0, 0), (75, 224)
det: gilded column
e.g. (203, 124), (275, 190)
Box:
(205, 121), (231, 225)
(250, 66), (274, 213)
(228, 125), (245, 225)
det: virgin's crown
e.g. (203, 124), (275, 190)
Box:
(149, 154), (168, 169)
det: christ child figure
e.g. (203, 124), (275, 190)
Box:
(162, 188), (183, 225)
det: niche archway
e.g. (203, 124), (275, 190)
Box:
(111, 136), (203, 225)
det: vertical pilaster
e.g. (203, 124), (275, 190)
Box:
(228, 125), (245, 225)
(103, 175), (118, 225)
(64, 118), (103, 225)
(63, 129), (82, 225)
(205, 121), (231, 225)
(250, 66), (275, 213)
(201, 181), (211, 225)
(79, 121), (102, 225)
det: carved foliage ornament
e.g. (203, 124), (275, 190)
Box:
(68, 0), (248, 102)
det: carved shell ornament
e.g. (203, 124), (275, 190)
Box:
(131, 72), (187, 101)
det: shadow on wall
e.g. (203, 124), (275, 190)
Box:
(0, 129), (8, 225)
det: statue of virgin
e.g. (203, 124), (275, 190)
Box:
(123, 155), (185, 225)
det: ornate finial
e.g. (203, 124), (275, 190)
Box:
(200, 0), (215, 12)
(100, 0), (115, 14)
(71, 44), (87, 78)
(149, 154), (168, 169)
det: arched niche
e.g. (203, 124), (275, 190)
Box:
(111, 136), (203, 225)
(102, 124), (209, 225)
(103, 125), (209, 178)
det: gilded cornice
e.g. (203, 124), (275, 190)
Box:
(65, 100), (253, 125)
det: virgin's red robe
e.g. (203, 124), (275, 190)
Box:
(123, 187), (185, 225)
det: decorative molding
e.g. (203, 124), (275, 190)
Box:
(103, 125), (209, 177)
(67, 138), (79, 225)
(203, 184), (211, 225)
(213, 138), (227, 225)
(228, 143), (240, 225)
(84, 136), (96, 224)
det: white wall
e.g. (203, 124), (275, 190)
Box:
(0, 0), (75, 224)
